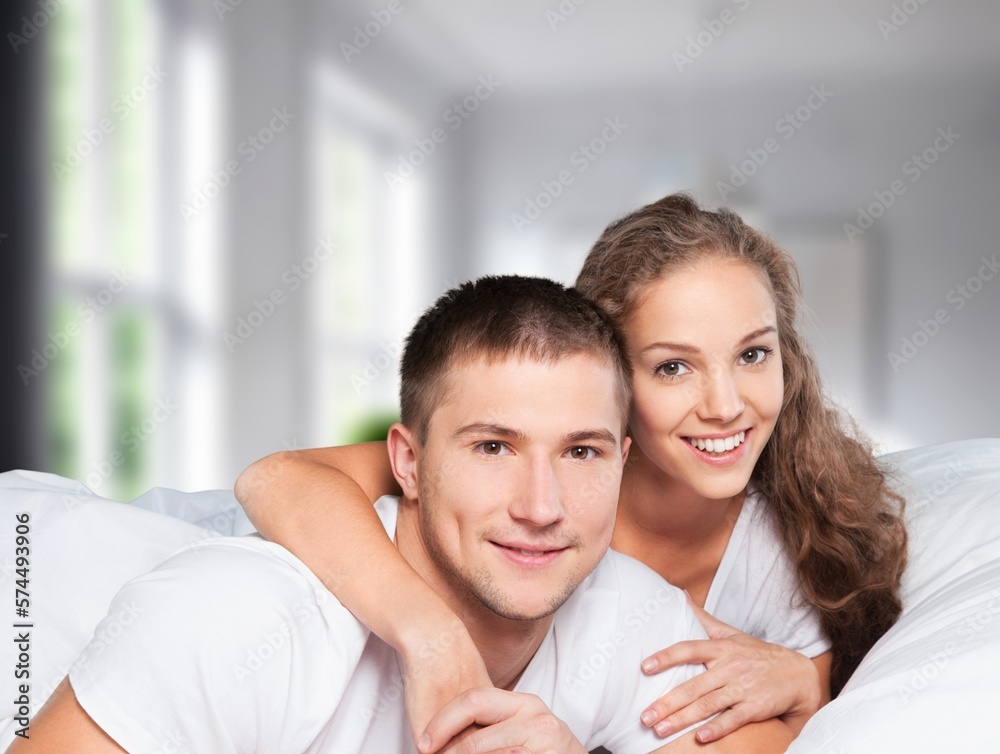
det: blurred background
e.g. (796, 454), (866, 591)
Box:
(1, 0), (998, 500)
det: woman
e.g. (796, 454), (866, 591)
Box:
(235, 193), (908, 750)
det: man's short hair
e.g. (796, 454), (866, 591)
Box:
(399, 275), (632, 443)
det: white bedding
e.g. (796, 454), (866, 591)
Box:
(0, 439), (998, 752)
(788, 439), (1000, 753)
(0, 470), (247, 743)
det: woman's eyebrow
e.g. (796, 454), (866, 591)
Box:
(639, 341), (700, 356)
(736, 326), (778, 347)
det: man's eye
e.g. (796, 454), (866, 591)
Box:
(568, 447), (597, 461)
(478, 441), (507, 456)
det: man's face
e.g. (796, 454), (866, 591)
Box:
(412, 353), (629, 622)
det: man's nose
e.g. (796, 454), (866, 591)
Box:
(509, 457), (563, 527)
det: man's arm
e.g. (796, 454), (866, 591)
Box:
(5, 678), (125, 754)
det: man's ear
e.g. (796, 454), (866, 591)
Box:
(620, 435), (632, 466)
(387, 422), (420, 500)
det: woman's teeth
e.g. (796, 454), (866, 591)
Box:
(686, 431), (746, 453)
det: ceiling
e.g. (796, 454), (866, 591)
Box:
(359, 0), (1000, 93)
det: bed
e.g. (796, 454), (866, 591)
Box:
(1, 438), (998, 752)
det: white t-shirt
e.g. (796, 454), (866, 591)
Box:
(71, 497), (712, 754)
(705, 488), (831, 658)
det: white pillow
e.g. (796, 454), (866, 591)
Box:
(0, 470), (224, 741)
(788, 439), (1000, 753)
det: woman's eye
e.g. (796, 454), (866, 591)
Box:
(739, 348), (771, 365)
(656, 361), (690, 378)
(568, 446), (597, 461)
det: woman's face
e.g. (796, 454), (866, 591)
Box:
(623, 258), (785, 501)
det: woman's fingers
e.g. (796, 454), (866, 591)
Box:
(642, 637), (735, 673)
(641, 673), (737, 734)
(691, 703), (759, 743)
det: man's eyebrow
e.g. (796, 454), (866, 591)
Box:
(564, 429), (618, 446)
(453, 423), (527, 441)
(453, 424), (618, 446)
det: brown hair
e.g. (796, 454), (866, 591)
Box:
(400, 275), (632, 443)
(577, 193), (907, 695)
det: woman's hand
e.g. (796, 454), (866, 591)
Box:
(639, 600), (825, 743)
(399, 616), (494, 746)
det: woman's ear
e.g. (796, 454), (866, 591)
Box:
(387, 422), (420, 500)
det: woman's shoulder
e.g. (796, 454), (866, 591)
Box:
(707, 487), (831, 655)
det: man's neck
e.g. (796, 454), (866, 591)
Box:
(394, 498), (554, 690)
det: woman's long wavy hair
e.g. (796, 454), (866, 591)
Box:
(576, 193), (908, 695)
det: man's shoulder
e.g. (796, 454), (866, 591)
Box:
(108, 535), (366, 653)
(69, 535), (372, 754)
(545, 548), (699, 675)
(579, 548), (689, 613)
(524, 552), (708, 753)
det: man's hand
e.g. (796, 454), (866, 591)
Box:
(638, 601), (825, 743)
(417, 687), (588, 754)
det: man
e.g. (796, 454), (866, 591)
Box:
(11, 276), (792, 753)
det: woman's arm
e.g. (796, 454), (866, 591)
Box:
(638, 604), (830, 743)
(235, 443), (491, 740)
